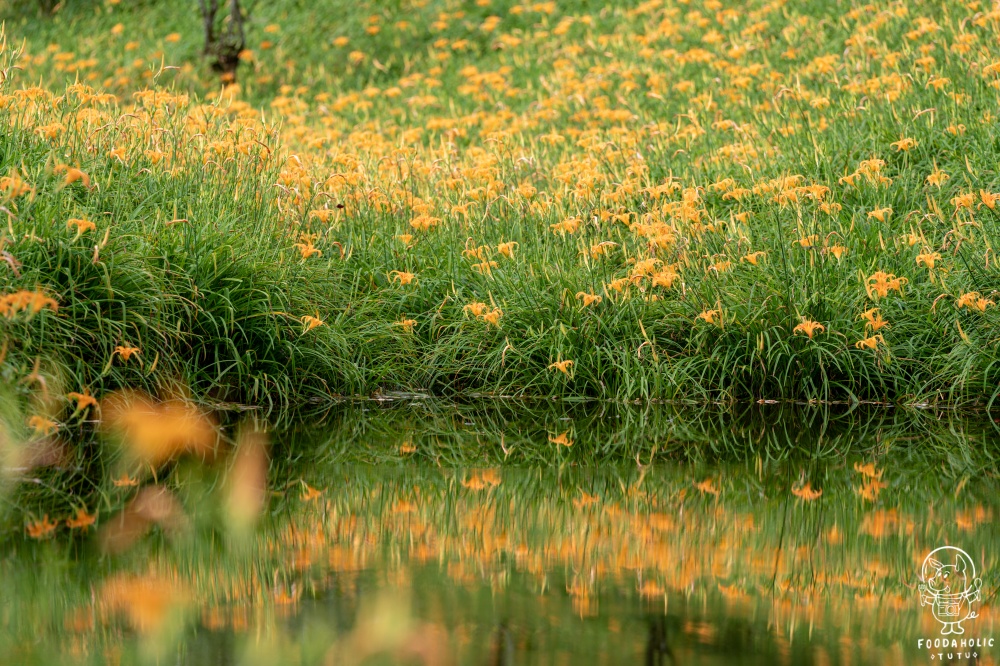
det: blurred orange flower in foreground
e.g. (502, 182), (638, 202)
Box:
(101, 391), (218, 466)
(99, 574), (189, 635)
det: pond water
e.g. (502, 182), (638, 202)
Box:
(2, 402), (999, 665)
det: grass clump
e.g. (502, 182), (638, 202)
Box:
(3, 2), (1000, 408)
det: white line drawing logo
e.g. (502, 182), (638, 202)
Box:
(919, 546), (983, 635)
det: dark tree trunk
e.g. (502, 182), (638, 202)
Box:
(198, 0), (246, 82)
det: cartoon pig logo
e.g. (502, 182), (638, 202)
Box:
(919, 546), (983, 635)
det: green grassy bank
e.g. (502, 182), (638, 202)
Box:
(3, 0), (1000, 412)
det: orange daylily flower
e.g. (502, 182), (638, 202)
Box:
(915, 252), (941, 269)
(867, 207), (892, 222)
(548, 431), (573, 447)
(496, 241), (518, 257)
(793, 318), (825, 338)
(858, 308), (889, 331)
(114, 345), (141, 362)
(101, 390), (218, 466)
(301, 315), (325, 332)
(697, 309), (721, 326)
(694, 478), (719, 496)
(853, 462), (884, 479)
(112, 473), (140, 488)
(792, 483), (823, 501)
(479, 308), (502, 327)
(463, 302), (489, 317)
(548, 359), (574, 375)
(866, 271), (907, 299)
(67, 389), (98, 412)
(390, 270), (417, 285)
(67, 218), (96, 234)
(28, 415), (58, 436)
(855, 334), (884, 350)
(27, 514), (59, 539)
(66, 507), (97, 531)
(0, 290), (59, 318)
(956, 292), (994, 312)
(294, 241), (322, 258)
(301, 483), (323, 502)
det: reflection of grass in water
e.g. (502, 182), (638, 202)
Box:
(4, 409), (999, 663)
(289, 400), (1000, 473)
(4, 401), (1000, 539)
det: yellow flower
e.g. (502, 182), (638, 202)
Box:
(576, 292), (602, 307)
(112, 473), (139, 488)
(926, 169), (949, 187)
(792, 483), (822, 501)
(793, 318), (825, 338)
(651, 267), (680, 288)
(890, 137), (917, 151)
(586, 241), (617, 259)
(741, 251), (767, 266)
(54, 165), (92, 189)
(606, 277), (631, 293)
(866, 272), (907, 299)
(496, 241), (518, 257)
(548, 431), (573, 447)
(472, 260), (498, 274)
(696, 309), (721, 326)
(855, 334), (884, 350)
(294, 242), (322, 258)
(409, 215), (440, 231)
(827, 244), (848, 260)
(548, 359), (574, 375)
(956, 292), (994, 312)
(390, 270), (417, 286)
(301, 315), (324, 333)
(951, 192), (976, 210)
(396, 318), (417, 332)
(67, 218), (96, 234)
(480, 308), (502, 327)
(549, 217), (581, 235)
(867, 207), (892, 222)
(114, 345), (141, 362)
(915, 252), (941, 269)
(0, 172), (33, 198)
(300, 483), (322, 502)
(28, 415), (58, 436)
(27, 515), (58, 539)
(694, 479), (719, 496)
(858, 308), (889, 332)
(0, 290), (59, 317)
(979, 190), (999, 210)
(66, 507), (97, 531)
(67, 389), (98, 412)
(463, 302), (489, 317)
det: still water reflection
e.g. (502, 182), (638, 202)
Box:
(2, 402), (999, 665)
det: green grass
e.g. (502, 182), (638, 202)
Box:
(3, 0), (1000, 411)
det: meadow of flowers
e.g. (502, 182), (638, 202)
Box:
(3, 0), (1000, 413)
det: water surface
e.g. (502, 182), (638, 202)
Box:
(3, 402), (999, 665)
